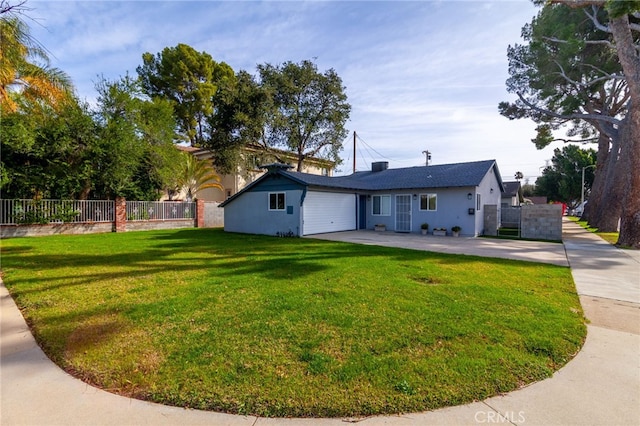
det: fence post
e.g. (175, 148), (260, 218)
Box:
(114, 197), (126, 232)
(195, 199), (205, 228)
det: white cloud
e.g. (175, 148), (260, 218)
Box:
(28, 0), (551, 181)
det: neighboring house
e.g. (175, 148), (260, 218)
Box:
(501, 181), (524, 208)
(169, 145), (335, 202)
(220, 159), (504, 237)
(525, 196), (548, 205)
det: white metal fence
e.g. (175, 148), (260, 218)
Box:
(0, 199), (115, 225)
(126, 201), (195, 221)
(1, 199), (197, 225)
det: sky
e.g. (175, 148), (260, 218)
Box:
(26, 0), (556, 182)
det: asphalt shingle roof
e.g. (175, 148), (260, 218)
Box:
(281, 159), (502, 191)
(221, 160), (503, 207)
(502, 181), (521, 197)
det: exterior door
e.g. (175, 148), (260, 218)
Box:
(358, 195), (367, 229)
(395, 195), (411, 232)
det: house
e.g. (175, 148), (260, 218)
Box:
(220, 159), (504, 237)
(170, 144), (335, 203)
(501, 181), (524, 207)
(525, 196), (548, 205)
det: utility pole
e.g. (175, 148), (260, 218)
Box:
(422, 150), (431, 166)
(353, 131), (357, 173)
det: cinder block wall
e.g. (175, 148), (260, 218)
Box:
(501, 207), (521, 228)
(483, 205), (498, 236)
(203, 202), (224, 228)
(521, 204), (562, 241)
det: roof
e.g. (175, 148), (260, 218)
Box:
(221, 159), (504, 207)
(176, 144), (335, 168)
(282, 159), (503, 191)
(502, 181), (521, 197)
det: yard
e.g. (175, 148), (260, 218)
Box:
(1, 229), (586, 417)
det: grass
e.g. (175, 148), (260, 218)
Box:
(1, 229), (586, 417)
(567, 216), (619, 245)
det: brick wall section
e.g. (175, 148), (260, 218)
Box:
(114, 196), (127, 233)
(195, 199), (205, 228)
(483, 205), (499, 236)
(521, 204), (562, 241)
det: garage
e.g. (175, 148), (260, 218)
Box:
(303, 191), (357, 235)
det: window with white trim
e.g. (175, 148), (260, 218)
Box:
(269, 192), (285, 211)
(477, 194), (482, 211)
(372, 195), (391, 216)
(419, 193), (437, 211)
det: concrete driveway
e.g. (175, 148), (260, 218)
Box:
(308, 230), (569, 266)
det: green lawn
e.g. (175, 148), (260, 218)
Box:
(1, 229), (586, 417)
(568, 216), (619, 245)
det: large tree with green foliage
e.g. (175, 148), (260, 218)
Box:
(93, 75), (180, 200)
(501, 1), (639, 247)
(205, 70), (273, 174)
(553, 0), (640, 248)
(1, 75), (181, 200)
(534, 145), (596, 206)
(137, 43), (235, 147)
(257, 60), (351, 172)
(500, 3), (624, 230)
(1, 96), (97, 199)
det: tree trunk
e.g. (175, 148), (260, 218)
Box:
(590, 134), (623, 232)
(609, 15), (640, 248)
(581, 133), (609, 223)
(617, 106), (640, 247)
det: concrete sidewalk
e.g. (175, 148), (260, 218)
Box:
(1, 220), (639, 425)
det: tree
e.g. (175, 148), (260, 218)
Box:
(534, 145), (596, 206)
(1, 96), (97, 199)
(93, 75), (180, 200)
(522, 183), (536, 197)
(137, 44), (235, 146)
(500, 3), (626, 232)
(257, 60), (351, 171)
(205, 70), (274, 174)
(500, 2), (639, 246)
(0, 15), (73, 112)
(172, 152), (223, 201)
(550, 0), (640, 248)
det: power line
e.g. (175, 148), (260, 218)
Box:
(355, 133), (396, 163)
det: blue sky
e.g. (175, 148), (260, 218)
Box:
(28, 0), (554, 182)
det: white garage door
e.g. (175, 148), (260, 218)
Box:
(303, 191), (356, 235)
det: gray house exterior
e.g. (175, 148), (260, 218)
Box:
(220, 160), (504, 237)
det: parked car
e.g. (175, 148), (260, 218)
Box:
(573, 201), (587, 217)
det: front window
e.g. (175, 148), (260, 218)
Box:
(477, 194), (482, 211)
(372, 195), (391, 216)
(269, 192), (285, 211)
(420, 194), (437, 211)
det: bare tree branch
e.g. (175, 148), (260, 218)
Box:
(550, 137), (599, 144)
(542, 35), (614, 48)
(516, 92), (622, 125)
(0, 0), (29, 15)
(583, 5), (613, 33)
